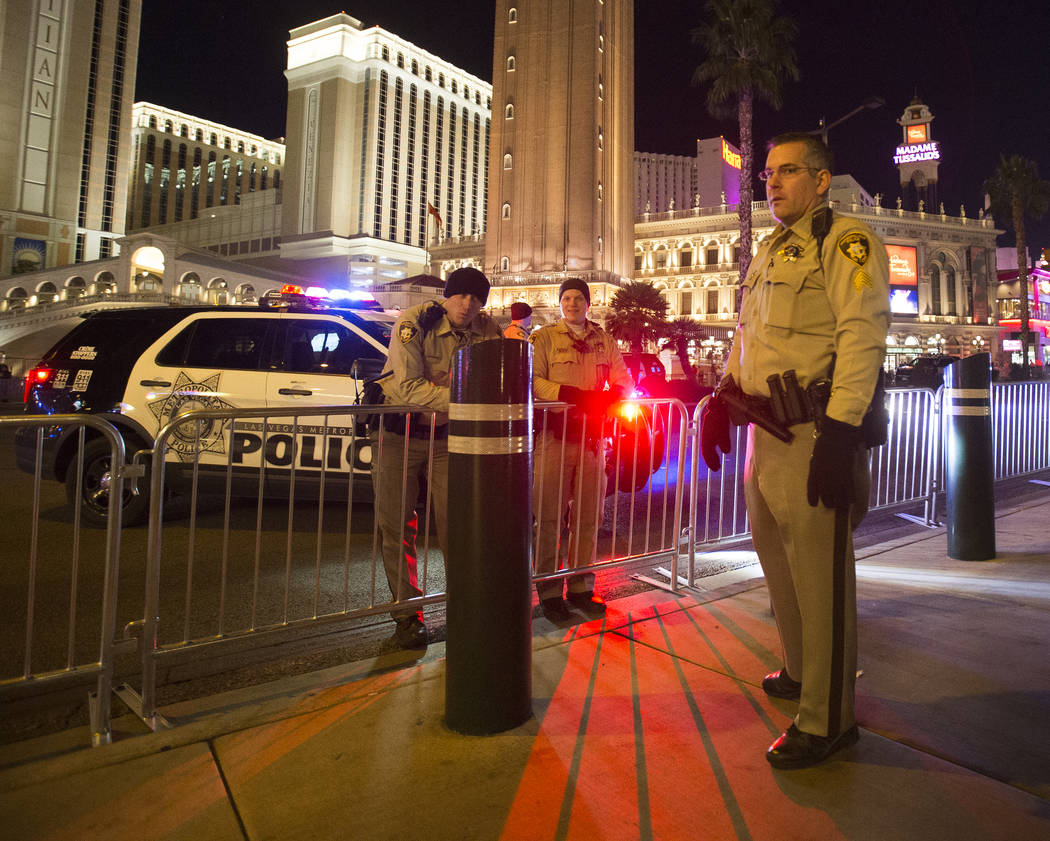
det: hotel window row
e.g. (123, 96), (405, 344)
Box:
(366, 72), (490, 246)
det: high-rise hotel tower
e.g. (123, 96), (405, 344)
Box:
(0, 0), (141, 276)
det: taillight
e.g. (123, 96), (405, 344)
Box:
(24, 366), (54, 403)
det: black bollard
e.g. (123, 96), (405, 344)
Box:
(445, 338), (533, 734)
(944, 352), (996, 560)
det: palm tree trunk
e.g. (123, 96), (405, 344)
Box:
(737, 89), (754, 289)
(1013, 197), (1031, 377)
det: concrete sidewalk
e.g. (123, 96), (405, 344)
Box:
(2, 498), (1050, 841)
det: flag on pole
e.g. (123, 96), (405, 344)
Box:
(427, 202), (443, 229)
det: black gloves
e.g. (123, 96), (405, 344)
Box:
(699, 394), (732, 471)
(807, 417), (863, 509)
(559, 385), (584, 405)
(558, 386), (622, 416)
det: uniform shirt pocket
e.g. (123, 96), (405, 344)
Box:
(758, 269), (833, 334)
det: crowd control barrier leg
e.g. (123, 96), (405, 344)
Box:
(944, 353), (996, 560)
(445, 338), (533, 734)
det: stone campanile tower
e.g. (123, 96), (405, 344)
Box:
(484, 0), (634, 304)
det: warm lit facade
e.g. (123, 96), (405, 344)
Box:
(280, 13), (492, 287)
(126, 103), (285, 235)
(0, 0), (142, 276)
(635, 183), (1001, 372)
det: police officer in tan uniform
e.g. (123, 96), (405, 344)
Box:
(701, 133), (890, 768)
(530, 278), (634, 621)
(373, 266), (501, 648)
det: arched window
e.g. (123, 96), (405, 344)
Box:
(425, 66), (432, 82)
(507, 55), (515, 71)
(397, 53), (405, 69)
(597, 129), (603, 151)
(438, 73), (445, 88)
(599, 34), (604, 51)
(509, 7), (517, 23)
(597, 182), (603, 200)
(164, 120), (173, 133)
(180, 124), (189, 137)
(381, 45), (389, 61)
(237, 140), (245, 153)
(502, 202), (511, 220)
(598, 75), (603, 100)
(598, 236), (603, 254)
(505, 102), (514, 119)
(930, 265), (942, 315)
(706, 242), (719, 265)
(946, 265), (957, 315)
(503, 153), (512, 170)
(500, 256), (510, 271)
(451, 79), (458, 94)
(195, 128), (203, 141)
(411, 59), (419, 75)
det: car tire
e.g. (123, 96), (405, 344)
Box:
(65, 438), (150, 528)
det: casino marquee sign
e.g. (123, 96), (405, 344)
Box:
(893, 141), (941, 165)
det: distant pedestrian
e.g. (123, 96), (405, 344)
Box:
(504, 301), (532, 340)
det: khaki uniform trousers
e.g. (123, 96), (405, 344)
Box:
(370, 430), (449, 620)
(533, 430), (607, 600)
(744, 421), (870, 737)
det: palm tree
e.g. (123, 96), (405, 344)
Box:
(691, 0), (799, 285)
(984, 155), (1050, 377)
(660, 316), (708, 383)
(606, 281), (668, 354)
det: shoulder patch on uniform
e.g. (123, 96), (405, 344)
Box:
(398, 322), (419, 344)
(852, 268), (873, 292)
(527, 331), (538, 345)
(837, 232), (870, 266)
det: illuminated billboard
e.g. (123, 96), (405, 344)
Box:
(906, 124), (928, 143)
(890, 287), (918, 315)
(886, 244), (917, 286)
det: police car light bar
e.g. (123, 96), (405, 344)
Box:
(260, 284), (382, 310)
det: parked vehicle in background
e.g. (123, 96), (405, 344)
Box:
(17, 286), (395, 526)
(894, 354), (959, 387)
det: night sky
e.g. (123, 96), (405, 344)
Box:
(136, 0), (1050, 252)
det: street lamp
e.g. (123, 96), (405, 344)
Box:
(812, 96), (885, 147)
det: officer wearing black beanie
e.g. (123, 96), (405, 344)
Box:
(371, 265), (499, 648)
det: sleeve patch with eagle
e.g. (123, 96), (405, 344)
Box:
(837, 232), (870, 266)
(398, 322), (419, 344)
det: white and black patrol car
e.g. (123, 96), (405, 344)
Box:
(17, 286), (395, 526)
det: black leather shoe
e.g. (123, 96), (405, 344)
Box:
(766, 724), (860, 770)
(762, 668), (802, 700)
(540, 597), (572, 622)
(566, 591), (607, 615)
(394, 614), (427, 649)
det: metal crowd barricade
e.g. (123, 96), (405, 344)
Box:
(0, 414), (126, 746)
(676, 386), (946, 590)
(870, 387), (941, 526)
(531, 397), (689, 595)
(122, 402), (447, 729)
(990, 381), (1050, 481)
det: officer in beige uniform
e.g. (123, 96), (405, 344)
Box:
(701, 133), (890, 769)
(530, 278), (634, 621)
(373, 267), (501, 648)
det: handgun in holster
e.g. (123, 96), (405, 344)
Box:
(715, 375), (794, 443)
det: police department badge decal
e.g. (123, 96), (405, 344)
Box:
(399, 322), (418, 344)
(147, 372), (235, 461)
(837, 232), (870, 266)
(778, 244), (804, 263)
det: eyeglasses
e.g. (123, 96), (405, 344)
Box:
(758, 164), (820, 181)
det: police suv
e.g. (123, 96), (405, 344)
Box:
(17, 286), (394, 526)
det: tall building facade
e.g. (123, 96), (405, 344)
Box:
(126, 103), (285, 233)
(281, 13), (492, 286)
(483, 0), (634, 295)
(635, 137), (742, 217)
(0, 0), (141, 277)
